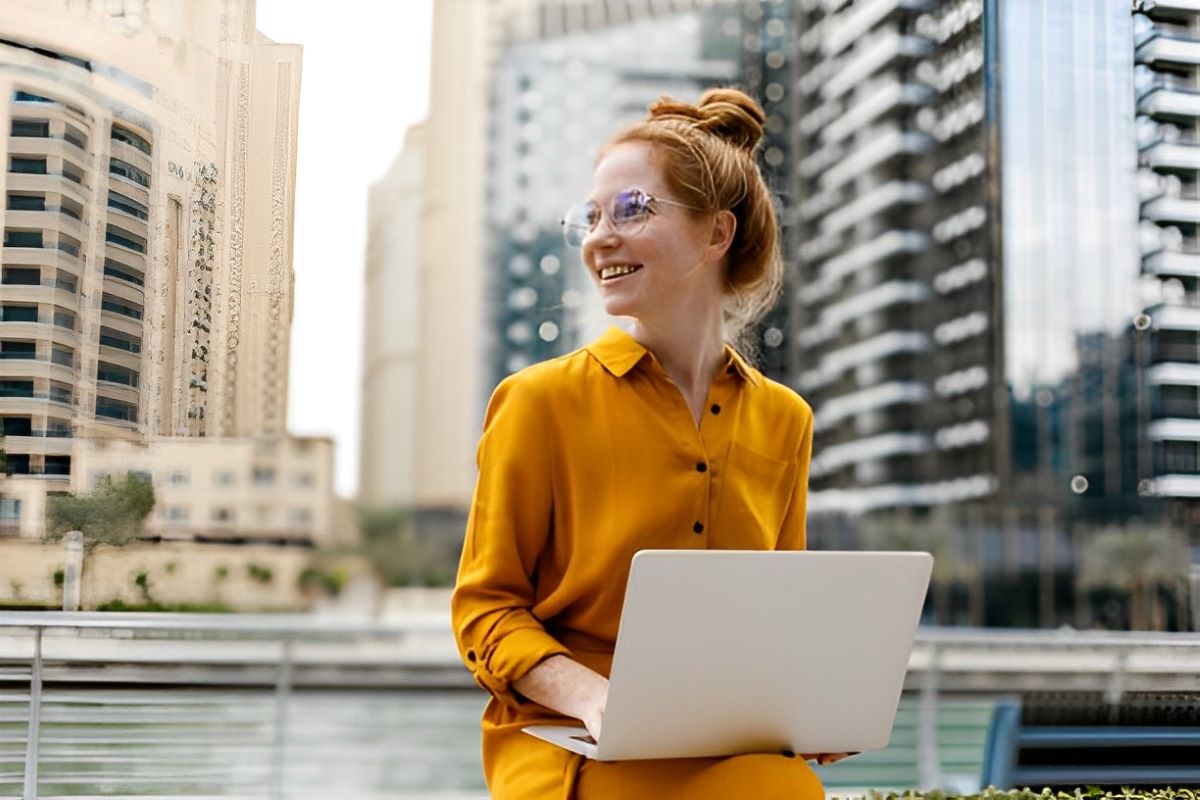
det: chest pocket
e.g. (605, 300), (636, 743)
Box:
(715, 441), (797, 548)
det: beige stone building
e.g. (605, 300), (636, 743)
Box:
(359, 124), (424, 509)
(0, 0), (302, 535)
(69, 435), (335, 547)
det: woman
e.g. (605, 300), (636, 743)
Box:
(452, 88), (846, 799)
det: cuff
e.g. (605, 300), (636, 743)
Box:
(467, 627), (572, 708)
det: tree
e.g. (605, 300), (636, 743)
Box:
(44, 472), (155, 548)
(1077, 522), (1190, 631)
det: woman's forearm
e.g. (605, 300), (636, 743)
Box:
(513, 654), (609, 738)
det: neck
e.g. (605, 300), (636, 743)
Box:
(629, 307), (726, 394)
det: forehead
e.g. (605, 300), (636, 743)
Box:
(590, 141), (668, 200)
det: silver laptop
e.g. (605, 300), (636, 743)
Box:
(524, 549), (933, 761)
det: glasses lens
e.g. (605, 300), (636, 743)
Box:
(611, 189), (651, 234)
(561, 201), (597, 247)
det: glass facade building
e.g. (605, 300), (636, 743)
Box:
(793, 0), (1199, 626)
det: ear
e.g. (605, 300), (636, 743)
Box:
(708, 209), (737, 260)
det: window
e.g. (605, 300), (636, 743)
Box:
(101, 294), (143, 320)
(63, 125), (87, 151)
(291, 472), (315, 488)
(0, 499), (21, 521)
(104, 260), (144, 286)
(7, 194), (45, 211)
(14, 91), (53, 103)
(111, 124), (152, 155)
(289, 508), (313, 528)
(59, 199), (82, 220)
(109, 158), (150, 188)
(4, 230), (43, 248)
(0, 341), (36, 359)
(163, 506), (189, 521)
(9, 157), (47, 174)
(2, 417), (31, 435)
(1, 306), (38, 323)
(97, 362), (137, 386)
(61, 162), (83, 184)
(253, 467), (276, 486)
(52, 347), (74, 367)
(214, 470), (235, 486)
(11, 119), (49, 137)
(2, 268), (40, 286)
(55, 274), (76, 294)
(49, 384), (72, 405)
(99, 327), (141, 353)
(53, 310), (75, 330)
(43, 455), (70, 475)
(165, 470), (189, 486)
(107, 191), (149, 221)
(211, 507), (233, 522)
(95, 396), (136, 422)
(0, 380), (33, 398)
(57, 235), (79, 257)
(105, 225), (146, 253)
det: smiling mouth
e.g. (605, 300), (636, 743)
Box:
(599, 264), (643, 281)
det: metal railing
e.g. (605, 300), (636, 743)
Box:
(2, 615), (1199, 798)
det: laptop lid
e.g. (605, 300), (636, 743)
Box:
(584, 549), (933, 761)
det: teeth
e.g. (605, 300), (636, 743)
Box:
(600, 265), (639, 280)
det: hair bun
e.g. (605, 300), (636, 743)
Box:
(647, 88), (765, 152)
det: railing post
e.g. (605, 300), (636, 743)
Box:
(271, 639), (294, 800)
(917, 643), (941, 790)
(23, 627), (42, 800)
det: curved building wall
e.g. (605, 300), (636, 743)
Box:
(0, 0), (299, 488)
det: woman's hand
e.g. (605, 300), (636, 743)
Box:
(800, 752), (855, 765)
(513, 655), (609, 739)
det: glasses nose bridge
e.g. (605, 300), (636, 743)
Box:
(585, 205), (623, 247)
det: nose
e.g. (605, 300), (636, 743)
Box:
(583, 214), (621, 251)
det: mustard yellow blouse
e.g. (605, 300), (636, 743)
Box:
(451, 325), (821, 800)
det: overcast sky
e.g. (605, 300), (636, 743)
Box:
(255, 1), (434, 497)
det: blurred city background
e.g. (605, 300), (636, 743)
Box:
(2, 0), (1200, 797)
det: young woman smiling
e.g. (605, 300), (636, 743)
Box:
(452, 88), (846, 799)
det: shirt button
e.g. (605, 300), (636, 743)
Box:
(696, 462), (707, 473)
(710, 404), (721, 414)
(466, 649), (477, 663)
(726, 365), (736, 375)
(693, 521), (704, 534)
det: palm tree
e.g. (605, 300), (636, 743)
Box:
(1077, 522), (1190, 631)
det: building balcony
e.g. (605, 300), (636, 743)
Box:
(812, 280), (930, 333)
(1149, 304), (1200, 330)
(822, 0), (936, 57)
(103, 241), (146, 271)
(800, 331), (930, 391)
(1147, 473), (1200, 497)
(1143, 195), (1200, 223)
(1141, 139), (1200, 171)
(1137, 0), (1200, 21)
(102, 275), (145, 305)
(814, 381), (930, 431)
(807, 474), (996, 515)
(106, 174), (150, 205)
(1143, 249), (1200, 276)
(810, 431), (930, 477)
(0, 281), (79, 309)
(823, 27), (933, 101)
(5, 172), (91, 205)
(2, 245), (81, 277)
(5, 134), (92, 170)
(1148, 418), (1200, 440)
(97, 342), (143, 369)
(99, 309), (144, 339)
(1137, 29), (1200, 66)
(0, 392), (74, 413)
(1138, 88), (1200, 123)
(109, 138), (152, 173)
(819, 180), (930, 237)
(2, 434), (74, 457)
(95, 380), (139, 405)
(0, 320), (78, 347)
(817, 229), (930, 285)
(821, 81), (935, 145)
(1149, 362), (1200, 386)
(0, 356), (74, 383)
(820, 128), (935, 191)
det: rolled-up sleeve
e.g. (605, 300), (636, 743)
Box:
(451, 373), (571, 707)
(776, 405), (813, 552)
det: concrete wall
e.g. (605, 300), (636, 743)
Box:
(0, 539), (317, 610)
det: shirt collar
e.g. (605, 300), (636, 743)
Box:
(585, 325), (759, 386)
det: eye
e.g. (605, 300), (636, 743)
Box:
(612, 189), (651, 223)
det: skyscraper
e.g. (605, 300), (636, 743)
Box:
(1, 0), (300, 534)
(792, 0), (1197, 626)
